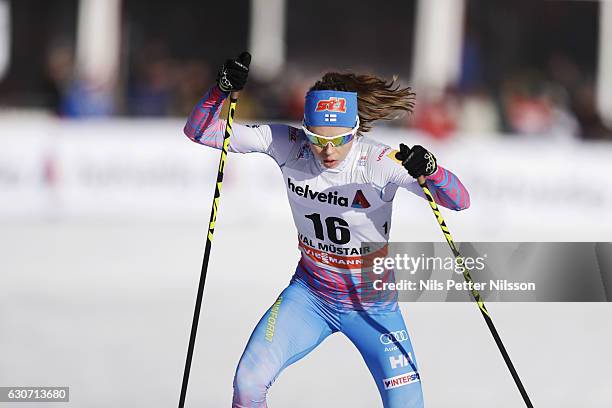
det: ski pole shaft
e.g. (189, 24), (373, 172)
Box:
(178, 92), (240, 408)
(417, 176), (534, 408)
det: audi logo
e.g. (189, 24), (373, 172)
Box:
(379, 330), (408, 344)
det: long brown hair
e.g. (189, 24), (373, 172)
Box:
(309, 72), (415, 133)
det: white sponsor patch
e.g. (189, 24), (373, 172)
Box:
(389, 352), (413, 370)
(382, 372), (421, 390)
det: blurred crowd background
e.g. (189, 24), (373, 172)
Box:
(1, 0), (612, 141)
(2, 3), (612, 407)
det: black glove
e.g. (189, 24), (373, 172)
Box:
(395, 144), (438, 178)
(217, 51), (251, 93)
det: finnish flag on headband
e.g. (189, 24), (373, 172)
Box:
(304, 90), (359, 128)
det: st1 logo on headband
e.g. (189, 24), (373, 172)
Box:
(316, 97), (347, 113)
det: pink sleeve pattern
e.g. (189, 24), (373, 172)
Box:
(425, 166), (470, 210)
(183, 85), (228, 148)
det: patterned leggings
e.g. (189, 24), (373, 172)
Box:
(232, 277), (424, 407)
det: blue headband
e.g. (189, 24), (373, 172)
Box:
(304, 90), (358, 128)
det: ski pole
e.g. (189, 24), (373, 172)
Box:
(417, 176), (534, 408)
(178, 52), (251, 408)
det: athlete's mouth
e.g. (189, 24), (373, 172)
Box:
(322, 159), (338, 167)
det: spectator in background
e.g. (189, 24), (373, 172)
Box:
(44, 43), (73, 115)
(456, 85), (500, 136)
(410, 90), (458, 140)
(242, 76), (285, 121)
(545, 54), (610, 140)
(500, 76), (579, 140)
(502, 78), (553, 136)
(451, 29), (501, 137)
(541, 83), (579, 140)
(171, 61), (211, 116)
(547, 53), (581, 97)
(127, 42), (174, 116)
(571, 82), (612, 141)
(281, 67), (313, 122)
(61, 77), (115, 118)
(45, 42), (115, 118)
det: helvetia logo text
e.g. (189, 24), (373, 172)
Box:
(382, 372), (420, 390)
(315, 97), (347, 113)
(288, 178), (348, 206)
(288, 179), (372, 209)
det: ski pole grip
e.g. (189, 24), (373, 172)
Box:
(417, 175), (426, 187)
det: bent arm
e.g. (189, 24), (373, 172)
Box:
(184, 85), (227, 147)
(378, 146), (470, 211)
(423, 166), (470, 210)
(183, 85), (271, 154)
(183, 85), (297, 165)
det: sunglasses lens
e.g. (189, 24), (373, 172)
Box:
(325, 136), (342, 146)
(302, 124), (357, 147)
(308, 134), (353, 147)
(333, 136), (348, 146)
(316, 137), (329, 146)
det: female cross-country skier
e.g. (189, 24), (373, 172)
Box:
(184, 53), (470, 408)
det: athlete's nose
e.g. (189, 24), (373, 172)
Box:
(323, 143), (335, 154)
